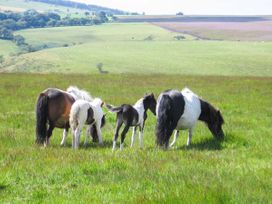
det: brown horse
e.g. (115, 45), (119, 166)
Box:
(35, 86), (103, 146)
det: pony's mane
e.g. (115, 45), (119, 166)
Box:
(92, 98), (103, 106)
(67, 86), (93, 101)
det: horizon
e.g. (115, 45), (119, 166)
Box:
(72, 0), (272, 15)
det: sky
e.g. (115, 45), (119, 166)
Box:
(73, 0), (272, 15)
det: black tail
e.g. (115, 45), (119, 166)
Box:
(90, 114), (106, 143)
(156, 95), (175, 148)
(106, 104), (123, 113)
(35, 93), (48, 144)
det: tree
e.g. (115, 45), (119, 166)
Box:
(176, 12), (184, 16)
(13, 35), (25, 46)
(0, 28), (14, 40)
(0, 55), (4, 64)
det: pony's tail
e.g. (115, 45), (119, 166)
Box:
(101, 114), (106, 128)
(156, 95), (174, 148)
(106, 104), (123, 113)
(35, 93), (48, 144)
(90, 114), (106, 143)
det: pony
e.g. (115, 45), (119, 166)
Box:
(156, 88), (224, 148)
(106, 93), (157, 150)
(69, 98), (105, 149)
(35, 86), (100, 146)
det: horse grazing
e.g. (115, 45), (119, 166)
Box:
(156, 88), (224, 148)
(106, 93), (156, 150)
(35, 86), (96, 146)
(69, 98), (105, 149)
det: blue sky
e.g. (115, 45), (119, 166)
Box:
(74, 0), (272, 15)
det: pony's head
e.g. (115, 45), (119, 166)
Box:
(208, 108), (225, 140)
(143, 93), (157, 115)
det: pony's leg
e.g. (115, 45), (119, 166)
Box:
(186, 129), (193, 146)
(112, 117), (123, 151)
(45, 124), (54, 147)
(72, 129), (76, 149)
(95, 122), (103, 145)
(120, 125), (130, 150)
(130, 127), (137, 147)
(60, 128), (69, 146)
(170, 130), (179, 147)
(138, 126), (144, 149)
(74, 128), (81, 149)
(84, 126), (91, 147)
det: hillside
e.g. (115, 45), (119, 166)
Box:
(0, 0), (126, 16)
(0, 23), (271, 76)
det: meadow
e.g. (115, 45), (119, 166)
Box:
(0, 23), (271, 77)
(0, 0), (87, 16)
(0, 73), (271, 203)
(0, 15), (272, 203)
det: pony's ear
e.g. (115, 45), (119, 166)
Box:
(150, 92), (155, 97)
(101, 101), (105, 107)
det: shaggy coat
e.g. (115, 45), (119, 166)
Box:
(156, 88), (224, 148)
(69, 98), (104, 149)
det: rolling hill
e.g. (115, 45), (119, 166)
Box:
(0, 23), (271, 76)
(0, 0), (126, 16)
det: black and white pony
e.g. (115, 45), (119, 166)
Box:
(156, 88), (224, 148)
(69, 98), (105, 149)
(106, 93), (156, 150)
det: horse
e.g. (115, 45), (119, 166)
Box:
(35, 86), (101, 146)
(69, 98), (105, 149)
(106, 93), (157, 150)
(156, 88), (224, 148)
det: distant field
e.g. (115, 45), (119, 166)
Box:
(0, 0), (87, 16)
(16, 23), (192, 47)
(0, 39), (18, 57)
(117, 15), (272, 41)
(117, 15), (270, 23)
(0, 73), (271, 203)
(0, 23), (270, 76)
(153, 21), (272, 41)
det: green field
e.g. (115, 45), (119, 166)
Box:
(0, 39), (18, 57)
(0, 0), (87, 16)
(0, 17), (272, 203)
(0, 73), (271, 203)
(0, 23), (270, 76)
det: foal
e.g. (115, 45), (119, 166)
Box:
(106, 93), (156, 150)
(69, 98), (104, 149)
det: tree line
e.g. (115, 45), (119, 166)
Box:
(0, 9), (108, 52)
(31, 0), (126, 15)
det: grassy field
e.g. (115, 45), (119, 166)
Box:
(0, 23), (271, 76)
(0, 0), (87, 16)
(0, 73), (271, 203)
(0, 39), (18, 57)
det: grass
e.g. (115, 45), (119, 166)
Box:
(0, 23), (267, 76)
(0, 0), (87, 16)
(0, 39), (18, 57)
(0, 73), (271, 203)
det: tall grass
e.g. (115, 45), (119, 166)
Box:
(0, 73), (271, 203)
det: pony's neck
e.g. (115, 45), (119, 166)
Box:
(198, 99), (212, 124)
(134, 98), (147, 112)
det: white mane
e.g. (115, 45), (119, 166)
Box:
(66, 86), (93, 101)
(91, 98), (103, 107)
